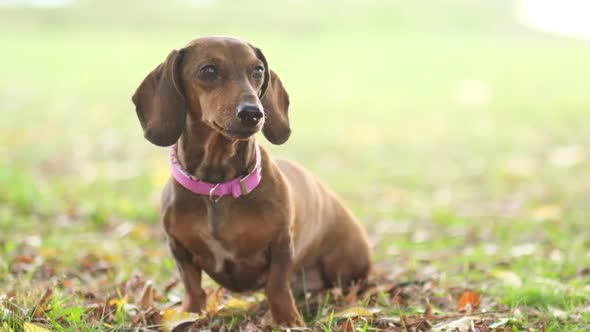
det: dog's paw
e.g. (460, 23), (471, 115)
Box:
(181, 296), (205, 314)
(273, 311), (305, 328)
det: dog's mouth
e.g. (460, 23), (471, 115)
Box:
(212, 121), (259, 140)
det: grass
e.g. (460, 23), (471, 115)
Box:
(1, 0), (590, 330)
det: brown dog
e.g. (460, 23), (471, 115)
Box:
(132, 36), (371, 326)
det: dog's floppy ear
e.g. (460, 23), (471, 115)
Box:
(132, 49), (186, 147)
(253, 47), (291, 145)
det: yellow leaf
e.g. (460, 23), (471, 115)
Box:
(206, 288), (224, 314)
(253, 292), (266, 302)
(23, 323), (52, 332)
(2, 322), (15, 332)
(160, 308), (203, 332)
(503, 156), (535, 177)
(530, 204), (562, 221)
(321, 307), (375, 321)
(218, 297), (258, 317)
(38, 247), (58, 259)
(131, 223), (149, 238)
(108, 296), (127, 307)
(492, 270), (523, 288)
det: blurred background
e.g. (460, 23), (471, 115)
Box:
(0, 0), (589, 327)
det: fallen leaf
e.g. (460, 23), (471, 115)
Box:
(530, 204), (562, 221)
(138, 280), (154, 309)
(376, 315), (401, 324)
(164, 278), (180, 294)
(108, 296), (127, 307)
(549, 145), (584, 168)
(344, 282), (361, 303)
(492, 270), (523, 288)
(489, 317), (516, 328)
(259, 310), (274, 326)
(321, 307), (375, 321)
(432, 316), (476, 332)
(23, 323), (52, 332)
(31, 289), (52, 318)
(2, 322), (14, 332)
(510, 243), (538, 257)
(503, 156), (535, 177)
(243, 321), (262, 332)
(160, 308), (204, 332)
(337, 318), (356, 332)
(205, 287), (224, 314)
(13, 255), (34, 264)
(424, 302), (433, 320)
(217, 297), (258, 316)
(61, 279), (73, 288)
(457, 291), (480, 311)
(548, 306), (567, 320)
(169, 321), (197, 332)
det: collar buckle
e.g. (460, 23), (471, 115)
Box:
(208, 183), (222, 203)
(239, 165), (261, 196)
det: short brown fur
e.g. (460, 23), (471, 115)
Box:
(132, 36), (371, 327)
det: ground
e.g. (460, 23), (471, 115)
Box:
(1, 0), (589, 331)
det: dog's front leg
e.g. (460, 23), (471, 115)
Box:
(168, 237), (206, 313)
(265, 230), (304, 327)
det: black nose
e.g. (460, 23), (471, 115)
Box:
(236, 104), (263, 127)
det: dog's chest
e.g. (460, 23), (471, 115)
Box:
(171, 205), (278, 278)
(196, 226), (237, 273)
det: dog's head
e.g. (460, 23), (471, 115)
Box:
(132, 36), (290, 146)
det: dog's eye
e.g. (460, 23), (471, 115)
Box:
(199, 65), (218, 80)
(252, 66), (264, 79)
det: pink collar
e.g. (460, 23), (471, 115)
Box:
(170, 144), (262, 201)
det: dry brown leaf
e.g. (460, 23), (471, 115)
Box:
(243, 320), (263, 332)
(344, 282), (361, 303)
(138, 280), (154, 309)
(362, 282), (397, 298)
(32, 289), (53, 318)
(424, 301), (433, 320)
(13, 255), (35, 264)
(259, 309), (274, 326)
(164, 278), (180, 294)
(432, 316), (476, 332)
(337, 318), (356, 332)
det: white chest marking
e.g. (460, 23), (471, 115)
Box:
(196, 225), (235, 273)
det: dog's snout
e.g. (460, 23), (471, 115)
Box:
(236, 104), (263, 127)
